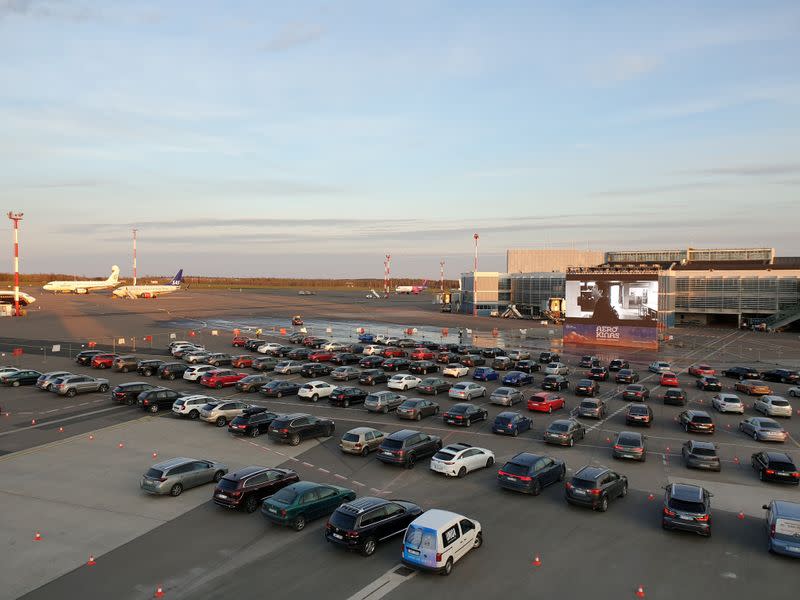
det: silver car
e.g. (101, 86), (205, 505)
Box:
(575, 398), (608, 419)
(448, 382), (486, 400)
(184, 351), (212, 364)
(199, 400), (251, 427)
(54, 375), (110, 397)
(274, 360), (304, 374)
(739, 417), (788, 442)
(754, 395), (793, 418)
(140, 457), (228, 497)
(331, 366), (361, 381)
(544, 362), (569, 376)
(36, 371), (72, 391)
(364, 391), (406, 413)
(490, 387), (523, 406)
(711, 393), (745, 414)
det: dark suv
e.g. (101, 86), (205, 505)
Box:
(228, 407), (281, 437)
(137, 388), (183, 413)
(663, 388), (687, 406)
(761, 369), (799, 384)
(158, 362), (189, 380)
(326, 497), (423, 556)
(678, 410), (715, 434)
(751, 451), (799, 484)
(722, 366), (759, 380)
(75, 350), (103, 366)
(137, 359), (164, 377)
(376, 429), (442, 468)
(662, 483), (712, 536)
(213, 466), (299, 513)
(497, 452), (565, 495)
(111, 382), (156, 405)
(565, 466), (628, 512)
(267, 413), (335, 446)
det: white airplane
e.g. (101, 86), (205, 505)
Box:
(113, 269), (184, 299)
(395, 279), (428, 294)
(43, 266), (120, 294)
(0, 290), (36, 306)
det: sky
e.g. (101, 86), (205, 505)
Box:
(1, 0), (799, 278)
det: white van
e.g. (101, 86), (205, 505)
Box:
(401, 509), (482, 575)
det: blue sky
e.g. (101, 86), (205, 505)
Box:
(1, 0), (799, 278)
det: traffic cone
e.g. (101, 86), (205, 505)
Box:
(87, 555), (96, 566)
(118, 442), (124, 449)
(89, 434), (94, 440)
(152, 451), (158, 458)
(647, 493), (655, 501)
(34, 531), (42, 541)
(58, 426), (64, 433)
(738, 512), (745, 520)
(733, 456), (740, 465)
(154, 586), (165, 598)
(31, 419), (36, 425)
(532, 555), (542, 567)
(606, 437), (611, 443)
(635, 585), (645, 598)
(665, 446), (671, 453)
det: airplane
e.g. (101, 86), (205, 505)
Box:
(395, 279), (428, 295)
(0, 290), (36, 306)
(112, 269), (184, 299)
(43, 266), (120, 294)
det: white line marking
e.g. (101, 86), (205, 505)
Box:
(334, 473), (348, 480)
(0, 406), (126, 438)
(345, 564), (416, 600)
(302, 461), (314, 467)
(352, 481), (365, 487)
(318, 468), (330, 473)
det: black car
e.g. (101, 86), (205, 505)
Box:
(437, 352), (462, 364)
(751, 451), (799, 484)
(214, 466), (299, 513)
(228, 407), (281, 437)
(236, 374), (272, 393)
(376, 429), (442, 468)
(542, 375), (569, 391)
(662, 483), (712, 536)
(326, 497), (423, 556)
(565, 466), (628, 512)
(359, 369), (389, 385)
(300, 363), (333, 378)
(137, 359), (165, 376)
(328, 386), (368, 408)
(723, 366), (760, 380)
(137, 387), (182, 413)
(359, 356), (386, 369)
(574, 379), (599, 397)
(625, 403), (653, 427)
(615, 369), (639, 384)
(416, 377), (451, 395)
(1, 369), (42, 386)
(514, 360), (541, 374)
(111, 382), (156, 405)
(442, 403), (488, 427)
(682, 440), (721, 471)
(579, 355), (600, 368)
(397, 338), (419, 348)
(287, 348), (312, 361)
(330, 353), (361, 365)
(696, 376), (722, 391)
(622, 384), (650, 401)
(75, 350), (103, 366)
(252, 357), (279, 371)
(492, 411), (532, 436)
(608, 359), (629, 371)
(158, 362), (189, 380)
(497, 452), (565, 495)
(274, 346), (294, 357)
(409, 361), (439, 375)
(481, 348), (506, 358)
(761, 369), (799, 384)
(460, 354), (486, 367)
(244, 339), (265, 351)
(267, 413), (335, 446)
(287, 333), (305, 344)
(588, 367), (609, 381)
(457, 345), (481, 355)
(544, 419), (586, 447)
(663, 388), (687, 406)
(539, 352), (559, 364)
(382, 358), (411, 372)
(260, 380), (301, 398)
(679, 410), (715, 434)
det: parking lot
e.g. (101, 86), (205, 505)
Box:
(2, 322), (799, 600)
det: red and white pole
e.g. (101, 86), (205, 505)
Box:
(384, 254), (391, 298)
(132, 228), (137, 286)
(7, 212), (23, 317)
(473, 233), (479, 317)
(440, 259), (445, 293)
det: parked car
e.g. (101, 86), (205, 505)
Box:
(492, 411), (531, 436)
(376, 429), (442, 468)
(171, 395), (215, 419)
(249, 357), (280, 373)
(762, 500), (800, 557)
(90, 353), (118, 369)
(159, 362), (189, 380)
(397, 398), (440, 421)
(460, 354), (485, 367)
(417, 377), (451, 395)
(430, 443), (495, 478)
(268, 413), (335, 446)
(507, 349), (531, 361)
(608, 359), (629, 372)
(497, 452), (565, 495)
(761, 369), (800, 384)
(615, 369), (639, 384)
(245, 339), (267, 351)
(502, 371), (533, 386)
(340, 427), (386, 456)
(274, 360), (305, 375)
(75, 350), (103, 366)
(514, 360), (541, 374)
(387, 374), (421, 391)
(364, 390), (406, 413)
(739, 417), (788, 442)
(544, 418), (586, 446)
(491, 356), (512, 371)
(262, 481), (355, 531)
(661, 483), (712, 537)
(182, 364), (216, 382)
(297, 380), (335, 402)
(382, 347), (406, 359)
(541, 375), (569, 391)
(235, 374), (272, 393)
(136, 359), (164, 377)
(544, 362), (569, 375)
(112, 355), (139, 373)
(574, 379), (599, 397)
(790, 386), (800, 398)
(688, 364), (716, 377)
(111, 382), (156, 405)
(259, 380), (301, 398)
(662, 388), (687, 406)
(751, 451), (799, 484)
(565, 466), (628, 512)
(539, 352), (559, 364)
(588, 366), (609, 381)
(735, 379), (773, 396)
(682, 440), (721, 471)
(206, 353), (233, 367)
(359, 369), (389, 386)
(723, 366), (761, 380)
(443, 364), (469, 378)
(437, 352), (462, 365)
(36, 371), (72, 391)
(54, 375), (110, 397)
(330, 353), (361, 365)
(1, 369), (42, 387)
(401, 509), (482, 575)
(227, 408), (281, 437)
(490, 386), (523, 406)
(328, 386), (368, 408)
(472, 367), (499, 382)
(697, 376), (722, 391)
(678, 410), (715, 434)
(528, 392), (566, 413)
(711, 393), (745, 414)
(649, 361), (671, 374)
(579, 355), (599, 368)
(625, 403), (653, 427)
(442, 403), (488, 427)
(409, 348), (434, 361)
(660, 372), (679, 387)
(575, 398), (607, 419)
(622, 384), (650, 401)
(612, 431), (647, 461)
(230, 355), (255, 369)
(448, 382), (486, 400)
(200, 400), (251, 427)
(300, 363), (333, 378)
(200, 369), (247, 389)
(231, 336), (248, 347)
(214, 465), (298, 513)
(409, 360), (439, 375)
(754, 395), (793, 418)
(141, 457), (228, 497)
(287, 348), (313, 361)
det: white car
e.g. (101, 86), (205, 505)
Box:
(387, 374), (421, 391)
(754, 395), (793, 418)
(373, 335), (388, 345)
(649, 361), (671, 374)
(274, 360), (304, 374)
(402, 509), (482, 575)
(362, 345), (383, 356)
(429, 443), (495, 478)
(544, 362), (569, 376)
(711, 393), (745, 414)
(448, 382), (486, 400)
(0, 366), (20, 378)
(788, 386), (800, 398)
(298, 380), (336, 401)
(171, 343), (204, 357)
(385, 337), (400, 346)
(183, 365), (217, 382)
(172, 395), (217, 419)
(257, 342), (283, 354)
(443, 364), (469, 378)
(168, 340), (191, 350)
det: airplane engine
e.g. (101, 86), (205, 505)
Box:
(76, 288), (88, 295)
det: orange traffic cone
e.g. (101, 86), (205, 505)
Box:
(532, 555), (542, 567)
(738, 512), (745, 520)
(647, 493), (655, 501)
(34, 531), (42, 541)
(635, 585), (645, 598)
(87, 555), (96, 566)
(154, 586), (165, 598)
(59, 426), (64, 433)
(31, 419), (36, 425)
(118, 442), (124, 448)
(152, 451), (158, 458)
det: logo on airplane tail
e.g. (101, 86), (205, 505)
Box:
(170, 269), (184, 286)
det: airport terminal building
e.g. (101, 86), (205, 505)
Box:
(460, 247), (800, 330)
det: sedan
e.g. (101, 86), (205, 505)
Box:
(688, 364), (716, 377)
(514, 360), (541, 374)
(443, 364), (469, 378)
(259, 380), (301, 398)
(544, 362), (569, 376)
(274, 361), (305, 375)
(437, 352), (462, 364)
(492, 411), (532, 436)
(409, 348), (435, 361)
(330, 353), (360, 365)
(381, 347), (406, 358)
(541, 375), (569, 391)
(261, 482), (356, 531)
(382, 358), (411, 372)
(528, 392), (566, 413)
(612, 431), (647, 462)
(574, 379), (599, 397)
(735, 379), (773, 396)
(696, 376), (722, 391)
(682, 440), (721, 471)
(588, 367), (609, 381)
(416, 377), (451, 395)
(502, 371), (533, 386)
(1, 369), (42, 387)
(625, 403), (653, 427)
(761, 369), (799, 384)
(235, 374), (272, 393)
(460, 354), (486, 367)
(615, 369), (639, 384)
(430, 443), (494, 478)
(608, 359), (629, 372)
(252, 357), (279, 372)
(328, 386), (367, 408)
(331, 366), (361, 381)
(754, 395), (793, 418)
(359, 356), (386, 369)
(575, 398), (607, 419)
(711, 393), (745, 414)
(472, 367), (499, 382)
(396, 398), (440, 421)
(387, 374), (421, 391)
(490, 386), (524, 406)
(751, 451), (799, 484)
(543, 419), (586, 447)
(678, 410), (715, 434)
(409, 360), (439, 375)
(739, 417), (788, 442)
(448, 382), (486, 400)
(442, 403), (488, 427)
(660, 372), (679, 387)
(622, 384), (650, 401)
(359, 369), (389, 385)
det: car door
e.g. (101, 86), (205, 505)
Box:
(454, 520), (476, 560)
(466, 448), (485, 471)
(170, 462), (194, 488)
(298, 488), (321, 519)
(383, 502), (409, 537)
(191, 461), (214, 487)
(537, 457), (555, 485)
(292, 417), (310, 440)
(604, 472), (621, 497)
(317, 486), (342, 516)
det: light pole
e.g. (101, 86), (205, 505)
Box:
(7, 212), (23, 317)
(132, 228), (138, 286)
(384, 254), (391, 298)
(473, 233), (479, 317)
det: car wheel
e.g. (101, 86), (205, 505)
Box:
(621, 483), (628, 498)
(189, 410), (199, 420)
(441, 558), (454, 576)
(11, 380), (20, 387)
(170, 483), (183, 497)
(473, 532), (483, 549)
(98, 384), (109, 393)
(548, 406), (552, 414)
(293, 515), (306, 531)
(406, 454), (416, 469)
(753, 432), (759, 441)
(791, 390), (797, 398)
(216, 417), (227, 427)
(312, 394), (319, 402)
(362, 538), (377, 557)
(213, 470), (224, 483)
(599, 496), (609, 512)
(415, 413), (421, 421)
(759, 469), (765, 481)
(126, 397), (136, 406)
(512, 429), (518, 437)
(531, 480), (541, 496)
(290, 434), (300, 446)
(276, 392), (283, 398)
(67, 388), (77, 397)
(144, 369), (153, 376)
(382, 407), (388, 414)
(216, 382), (223, 389)
(568, 437), (574, 447)
(169, 374), (176, 380)
(559, 467), (566, 481)
(250, 428), (260, 437)
(361, 446), (369, 457)
(457, 467), (467, 478)
(486, 457), (494, 468)
(466, 419), (471, 428)
(149, 404), (159, 413)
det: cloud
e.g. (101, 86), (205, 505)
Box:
(261, 22), (325, 53)
(592, 182), (721, 197)
(4, 179), (109, 190)
(593, 54), (660, 85)
(685, 163), (800, 177)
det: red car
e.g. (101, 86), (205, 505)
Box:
(91, 353), (118, 369)
(302, 337), (321, 347)
(688, 364), (716, 377)
(410, 348), (435, 361)
(660, 372), (680, 387)
(200, 369), (247, 389)
(231, 355), (254, 368)
(309, 351), (335, 362)
(382, 347), (406, 358)
(527, 392), (566, 413)
(232, 336), (248, 347)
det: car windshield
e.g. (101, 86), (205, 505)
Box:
(217, 478), (239, 491)
(769, 461), (796, 470)
(201, 403), (217, 410)
(366, 394), (382, 403)
(580, 401), (598, 408)
(502, 462), (530, 476)
(449, 405), (468, 414)
(578, 380), (593, 386)
(760, 421), (781, 430)
(666, 390), (683, 397)
(494, 416), (512, 425)
(421, 378), (438, 385)
(692, 447), (717, 456)
(692, 415), (713, 423)
(549, 422), (569, 432)
(400, 400), (420, 408)
(230, 416), (248, 425)
(342, 433), (360, 442)
(434, 451), (456, 461)
(571, 477), (596, 489)
(173, 399), (186, 407)
(270, 488), (298, 504)
(145, 468), (163, 479)
(705, 377), (719, 383)
(617, 434), (641, 446)
(771, 399), (790, 406)
(668, 498), (705, 513)
(404, 525), (436, 550)
(382, 439), (403, 449)
(241, 376), (260, 383)
(494, 389), (510, 396)
(329, 510), (357, 531)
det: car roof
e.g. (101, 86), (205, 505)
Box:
(497, 411), (521, 418)
(347, 426), (379, 434)
(686, 410), (710, 417)
(153, 457), (197, 469)
(387, 429), (419, 440)
(225, 465), (270, 480)
(764, 451), (793, 462)
(574, 466), (608, 479)
(688, 440), (716, 450)
(409, 508), (468, 529)
(669, 483), (705, 501)
(549, 419), (573, 426)
(276, 412), (310, 420)
(336, 496), (389, 515)
(442, 443), (473, 452)
(772, 500), (800, 518)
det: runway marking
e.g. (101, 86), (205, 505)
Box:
(344, 564), (416, 600)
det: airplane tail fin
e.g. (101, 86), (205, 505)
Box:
(420, 279), (428, 287)
(108, 265), (120, 283)
(170, 269), (184, 286)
